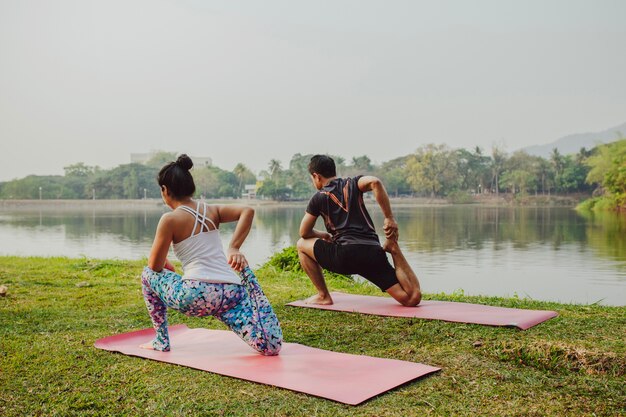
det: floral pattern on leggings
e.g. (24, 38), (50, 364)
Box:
(141, 266), (282, 355)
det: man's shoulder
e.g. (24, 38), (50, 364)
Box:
(306, 190), (325, 205)
(325, 176), (360, 188)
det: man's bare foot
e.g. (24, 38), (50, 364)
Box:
(304, 293), (334, 305)
(139, 342), (155, 350)
(382, 239), (400, 254)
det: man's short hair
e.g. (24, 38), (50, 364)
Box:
(308, 155), (336, 177)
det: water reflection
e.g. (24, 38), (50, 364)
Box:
(0, 210), (162, 243)
(579, 210), (626, 261)
(0, 205), (624, 305)
(385, 206), (593, 252)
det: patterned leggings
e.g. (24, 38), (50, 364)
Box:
(141, 266), (283, 355)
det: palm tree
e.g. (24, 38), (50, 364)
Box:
(233, 163), (248, 195)
(550, 148), (564, 192)
(268, 159), (282, 180)
(490, 146), (507, 195)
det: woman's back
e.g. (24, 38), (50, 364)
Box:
(172, 201), (241, 285)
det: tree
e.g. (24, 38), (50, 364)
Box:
(257, 179), (290, 201)
(232, 163), (256, 197)
(490, 145), (507, 195)
(550, 148), (565, 192)
(376, 156), (411, 197)
(285, 153), (315, 199)
(559, 155), (590, 194)
(123, 169), (140, 198)
(500, 151), (538, 195)
(585, 139), (626, 209)
(456, 147), (491, 193)
(0, 175), (75, 199)
(268, 159), (283, 180)
(536, 158), (553, 195)
(193, 166), (239, 198)
(87, 163), (158, 199)
(351, 155), (373, 172)
(64, 162), (95, 177)
(406, 144), (460, 197)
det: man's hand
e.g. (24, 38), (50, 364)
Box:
(383, 217), (399, 241)
(227, 248), (249, 272)
(318, 231), (333, 242)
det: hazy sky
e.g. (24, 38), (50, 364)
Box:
(1, 0), (625, 181)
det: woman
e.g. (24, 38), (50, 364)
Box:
(140, 154), (282, 355)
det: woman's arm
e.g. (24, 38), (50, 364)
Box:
(147, 214), (175, 271)
(216, 205), (255, 271)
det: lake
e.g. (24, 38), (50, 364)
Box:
(0, 202), (624, 306)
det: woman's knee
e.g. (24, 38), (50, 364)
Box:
(141, 266), (155, 285)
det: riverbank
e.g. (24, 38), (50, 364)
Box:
(0, 193), (588, 211)
(0, 198), (287, 211)
(1, 256), (623, 416)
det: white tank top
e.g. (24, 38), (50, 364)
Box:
(172, 202), (242, 285)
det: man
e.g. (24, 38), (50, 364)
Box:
(297, 154), (422, 306)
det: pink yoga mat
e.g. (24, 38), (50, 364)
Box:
(287, 292), (557, 330)
(94, 324), (440, 405)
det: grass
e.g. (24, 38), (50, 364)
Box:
(0, 256), (624, 416)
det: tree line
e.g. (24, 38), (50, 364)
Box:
(1, 141), (624, 210)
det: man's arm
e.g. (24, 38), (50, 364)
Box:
(299, 212), (332, 241)
(357, 176), (398, 241)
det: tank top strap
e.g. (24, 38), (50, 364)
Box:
(198, 201), (217, 229)
(178, 203), (217, 237)
(196, 201), (218, 230)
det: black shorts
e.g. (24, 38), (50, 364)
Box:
(313, 240), (399, 292)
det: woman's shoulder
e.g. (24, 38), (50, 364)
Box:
(158, 211), (178, 224)
(161, 209), (191, 224)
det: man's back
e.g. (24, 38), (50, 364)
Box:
(305, 176), (379, 246)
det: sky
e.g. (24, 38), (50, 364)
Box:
(1, 0), (625, 181)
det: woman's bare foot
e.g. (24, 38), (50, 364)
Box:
(304, 293), (334, 305)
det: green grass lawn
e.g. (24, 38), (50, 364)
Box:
(0, 256), (624, 416)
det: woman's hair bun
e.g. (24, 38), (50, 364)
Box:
(176, 154), (193, 171)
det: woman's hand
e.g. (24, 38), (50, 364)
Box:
(227, 248), (249, 272)
(163, 259), (176, 272)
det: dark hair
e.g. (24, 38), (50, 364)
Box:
(157, 154), (196, 199)
(308, 154), (336, 178)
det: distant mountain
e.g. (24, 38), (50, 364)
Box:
(521, 121), (626, 157)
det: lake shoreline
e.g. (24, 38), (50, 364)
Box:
(1, 201), (621, 306)
(0, 253), (622, 307)
(0, 194), (587, 211)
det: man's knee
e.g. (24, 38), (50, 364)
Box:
(393, 287), (422, 307)
(406, 289), (422, 306)
(297, 238), (317, 258)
